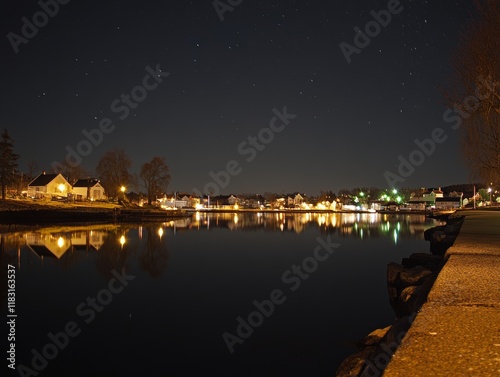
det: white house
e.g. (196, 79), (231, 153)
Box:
(72, 179), (106, 201)
(27, 173), (71, 199)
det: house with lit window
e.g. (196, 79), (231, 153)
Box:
(72, 178), (106, 201)
(27, 172), (71, 199)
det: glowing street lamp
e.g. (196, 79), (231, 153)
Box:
(58, 184), (66, 193)
(488, 188), (492, 205)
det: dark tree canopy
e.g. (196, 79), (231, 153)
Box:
(0, 129), (20, 199)
(140, 157), (171, 204)
(446, 0), (500, 184)
(96, 149), (132, 198)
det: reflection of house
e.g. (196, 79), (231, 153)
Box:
(27, 172), (71, 199)
(71, 231), (106, 251)
(25, 233), (71, 259)
(72, 179), (106, 201)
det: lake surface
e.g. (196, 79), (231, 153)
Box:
(1, 212), (442, 377)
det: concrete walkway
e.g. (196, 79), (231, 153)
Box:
(383, 209), (500, 377)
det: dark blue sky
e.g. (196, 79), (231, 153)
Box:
(1, 0), (476, 195)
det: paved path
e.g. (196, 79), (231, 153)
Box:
(383, 209), (500, 377)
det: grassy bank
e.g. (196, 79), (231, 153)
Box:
(0, 199), (189, 225)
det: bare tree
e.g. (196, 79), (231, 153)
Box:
(26, 158), (40, 181)
(140, 156), (171, 204)
(0, 129), (20, 200)
(445, 0), (500, 184)
(96, 149), (132, 199)
(53, 163), (89, 185)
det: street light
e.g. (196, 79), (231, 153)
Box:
(488, 188), (492, 206)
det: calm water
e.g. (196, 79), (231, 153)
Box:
(1, 212), (441, 377)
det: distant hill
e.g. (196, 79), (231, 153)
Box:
(441, 183), (485, 197)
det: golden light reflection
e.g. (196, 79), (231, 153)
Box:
(57, 237), (65, 248)
(119, 235), (126, 248)
(158, 227), (164, 239)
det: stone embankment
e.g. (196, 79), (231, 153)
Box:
(383, 210), (500, 377)
(336, 214), (466, 376)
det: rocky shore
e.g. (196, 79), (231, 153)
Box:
(335, 214), (465, 377)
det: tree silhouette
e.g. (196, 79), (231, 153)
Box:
(0, 129), (20, 200)
(96, 149), (132, 199)
(140, 157), (171, 205)
(445, 0), (500, 184)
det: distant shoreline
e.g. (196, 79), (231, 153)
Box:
(0, 199), (439, 226)
(189, 208), (431, 215)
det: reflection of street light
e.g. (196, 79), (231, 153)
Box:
(158, 227), (164, 239)
(119, 235), (126, 248)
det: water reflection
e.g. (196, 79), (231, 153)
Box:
(0, 213), (443, 375)
(0, 213), (440, 271)
(173, 212), (440, 242)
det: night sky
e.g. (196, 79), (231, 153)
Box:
(1, 1), (477, 196)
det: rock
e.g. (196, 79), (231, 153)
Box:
(357, 326), (392, 347)
(399, 266), (433, 287)
(387, 262), (404, 286)
(401, 253), (443, 269)
(424, 225), (445, 241)
(336, 346), (377, 377)
(383, 315), (415, 347)
(400, 285), (418, 303)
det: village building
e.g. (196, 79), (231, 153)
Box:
(72, 178), (106, 201)
(27, 172), (71, 199)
